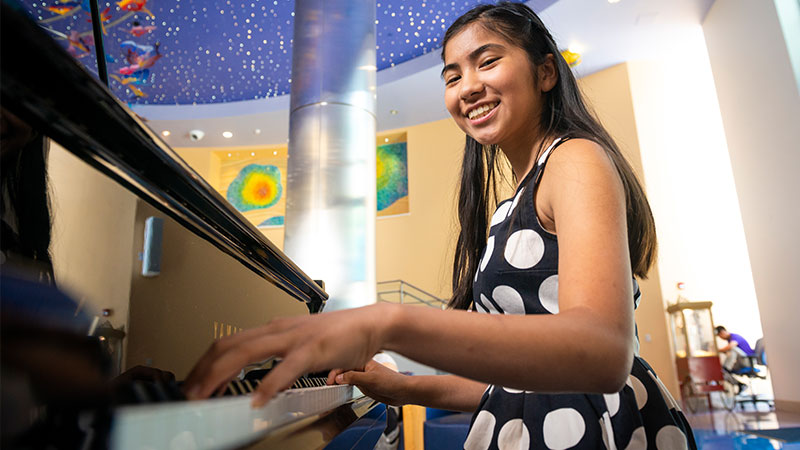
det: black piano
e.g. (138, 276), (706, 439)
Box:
(0, 1), (377, 448)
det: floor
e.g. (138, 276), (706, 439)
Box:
(687, 401), (800, 449)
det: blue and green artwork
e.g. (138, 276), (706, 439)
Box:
(376, 142), (408, 212)
(226, 164), (283, 212)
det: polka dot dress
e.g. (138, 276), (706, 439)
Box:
(466, 138), (697, 450)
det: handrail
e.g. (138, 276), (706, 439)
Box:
(0, 1), (328, 311)
(377, 280), (448, 309)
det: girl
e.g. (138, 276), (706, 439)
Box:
(185, 3), (695, 448)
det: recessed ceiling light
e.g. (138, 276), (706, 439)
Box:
(254, 128), (262, 135)
(161, 130), (171, 137)
(384, 138), (389, 142)
(608, 0), (621, 3)
(227, 153), (232, 157)
(250, 152), (255, 156)
(273, 151), (278, 155)
(390, 109), (398, 115)
(222, 131), (233, 138)
(320, 101), (328, 106)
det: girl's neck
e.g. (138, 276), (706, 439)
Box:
(501, 133), (552, 190)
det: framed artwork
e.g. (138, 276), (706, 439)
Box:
(215, 133), (409, 228)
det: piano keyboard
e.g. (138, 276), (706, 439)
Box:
(111, 384), (363, 450)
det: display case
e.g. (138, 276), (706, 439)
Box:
(667, 301), (736, 411)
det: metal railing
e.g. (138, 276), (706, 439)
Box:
(377, 280), (448, 310)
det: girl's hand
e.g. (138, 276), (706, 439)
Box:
(183, 303), (397, 407)
(327, 360), (410, 406)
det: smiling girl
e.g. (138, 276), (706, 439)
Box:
(185, 3), (695, 448)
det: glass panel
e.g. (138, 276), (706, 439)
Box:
(683, 308), (718, 357)
(671, 311), (687, 358)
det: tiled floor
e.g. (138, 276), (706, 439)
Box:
(687, 403), (800, 449)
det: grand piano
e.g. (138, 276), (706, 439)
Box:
(0, 1), (378, 448)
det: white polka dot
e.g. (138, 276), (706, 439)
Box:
(655, 425), (687, 450)
(538, 275), (559, 313)
(599, 413), (616, 450)
(474, 267), (479, 282)
(604, 392), (621, 417)
(475, 299), (487, 313)
(648, 371), (680, 411)
(627, 375), (648, 410)
(464, 410), (495, 450)
(480, 236), (495, 272)
(502, 387), (523, 393)
(491, 201), (513, 227)
(492, 285), (526, 315)
(507, 187), (525, 217)
(542, 408), (586, 450)
(480, 294), (500, 314)
(504, 229), (545, 269)
(624, 426), (647, 450)
(497, 419), (530, 450)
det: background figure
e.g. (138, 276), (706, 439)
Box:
(715, 325), (755, 371)
(0, 107), (54, 284)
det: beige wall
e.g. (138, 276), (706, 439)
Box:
(703, 0), (800, 409)
(48, 143), (137, 330)
(578, 64), (679, 398)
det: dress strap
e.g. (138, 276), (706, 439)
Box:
(529, 136), (571, 189)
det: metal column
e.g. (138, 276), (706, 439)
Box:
(284, 0), (377, 311)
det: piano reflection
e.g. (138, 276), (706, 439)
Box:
(0, 1), (377, 448)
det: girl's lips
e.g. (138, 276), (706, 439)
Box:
(468, 103), (498, 125)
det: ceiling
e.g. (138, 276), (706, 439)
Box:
(24, 0), (716, 146)
(24, 0), (557, 105)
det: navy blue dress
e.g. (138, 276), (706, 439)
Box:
(466, 138), (696, 450)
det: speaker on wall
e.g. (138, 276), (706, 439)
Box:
(142, 216), (164, 277)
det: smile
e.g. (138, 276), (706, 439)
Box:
(467, 102), (499, 120)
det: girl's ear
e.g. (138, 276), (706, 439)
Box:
(538, 54), (558, 93)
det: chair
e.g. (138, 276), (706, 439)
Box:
(729, 338), (774, 410)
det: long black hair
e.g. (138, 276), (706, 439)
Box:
(446, 2), (657, 310)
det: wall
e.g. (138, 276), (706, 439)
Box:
(578, 63), (679, 398)
(703, 0), (800, 411)
(175, 118), (469, 299)
(48, 143), (137, 330)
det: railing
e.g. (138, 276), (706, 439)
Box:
(377, 280), (448, 310)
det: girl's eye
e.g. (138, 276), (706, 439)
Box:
(480, 58), (499, 68)
(445, 75), (460, 85)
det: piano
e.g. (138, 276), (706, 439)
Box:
(0, 1), (377, 448)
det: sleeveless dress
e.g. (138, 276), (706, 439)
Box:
(465, 138), (696, 450)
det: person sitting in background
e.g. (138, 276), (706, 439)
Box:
(715, 325), (755, 372)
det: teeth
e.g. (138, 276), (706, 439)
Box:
(468, 102), (498, 120)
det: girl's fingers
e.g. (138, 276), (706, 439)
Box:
(252, 353), (312, 407)
(187, 331), (294, 399)
(327, 368), (345, 385)
(184, 318), (303, 397)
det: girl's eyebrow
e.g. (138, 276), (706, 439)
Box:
(441, 43), (505, 78)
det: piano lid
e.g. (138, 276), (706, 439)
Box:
(0, 0), (328, 310)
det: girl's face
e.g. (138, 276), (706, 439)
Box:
(442, 23), (545, 150)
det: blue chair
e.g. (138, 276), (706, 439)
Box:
(423, 412), (472, 450)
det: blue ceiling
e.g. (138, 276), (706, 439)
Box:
(23, 0), (553, 105)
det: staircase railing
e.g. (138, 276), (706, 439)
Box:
(377, 280), (448, 310)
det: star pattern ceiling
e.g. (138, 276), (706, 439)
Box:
(22, 0), (551, 105)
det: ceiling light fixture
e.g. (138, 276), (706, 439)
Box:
(254, 128), (262, 135)
(222, 131), (233, 138)
(390, 109), (398, 115)
(161, 130), (171, 137)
